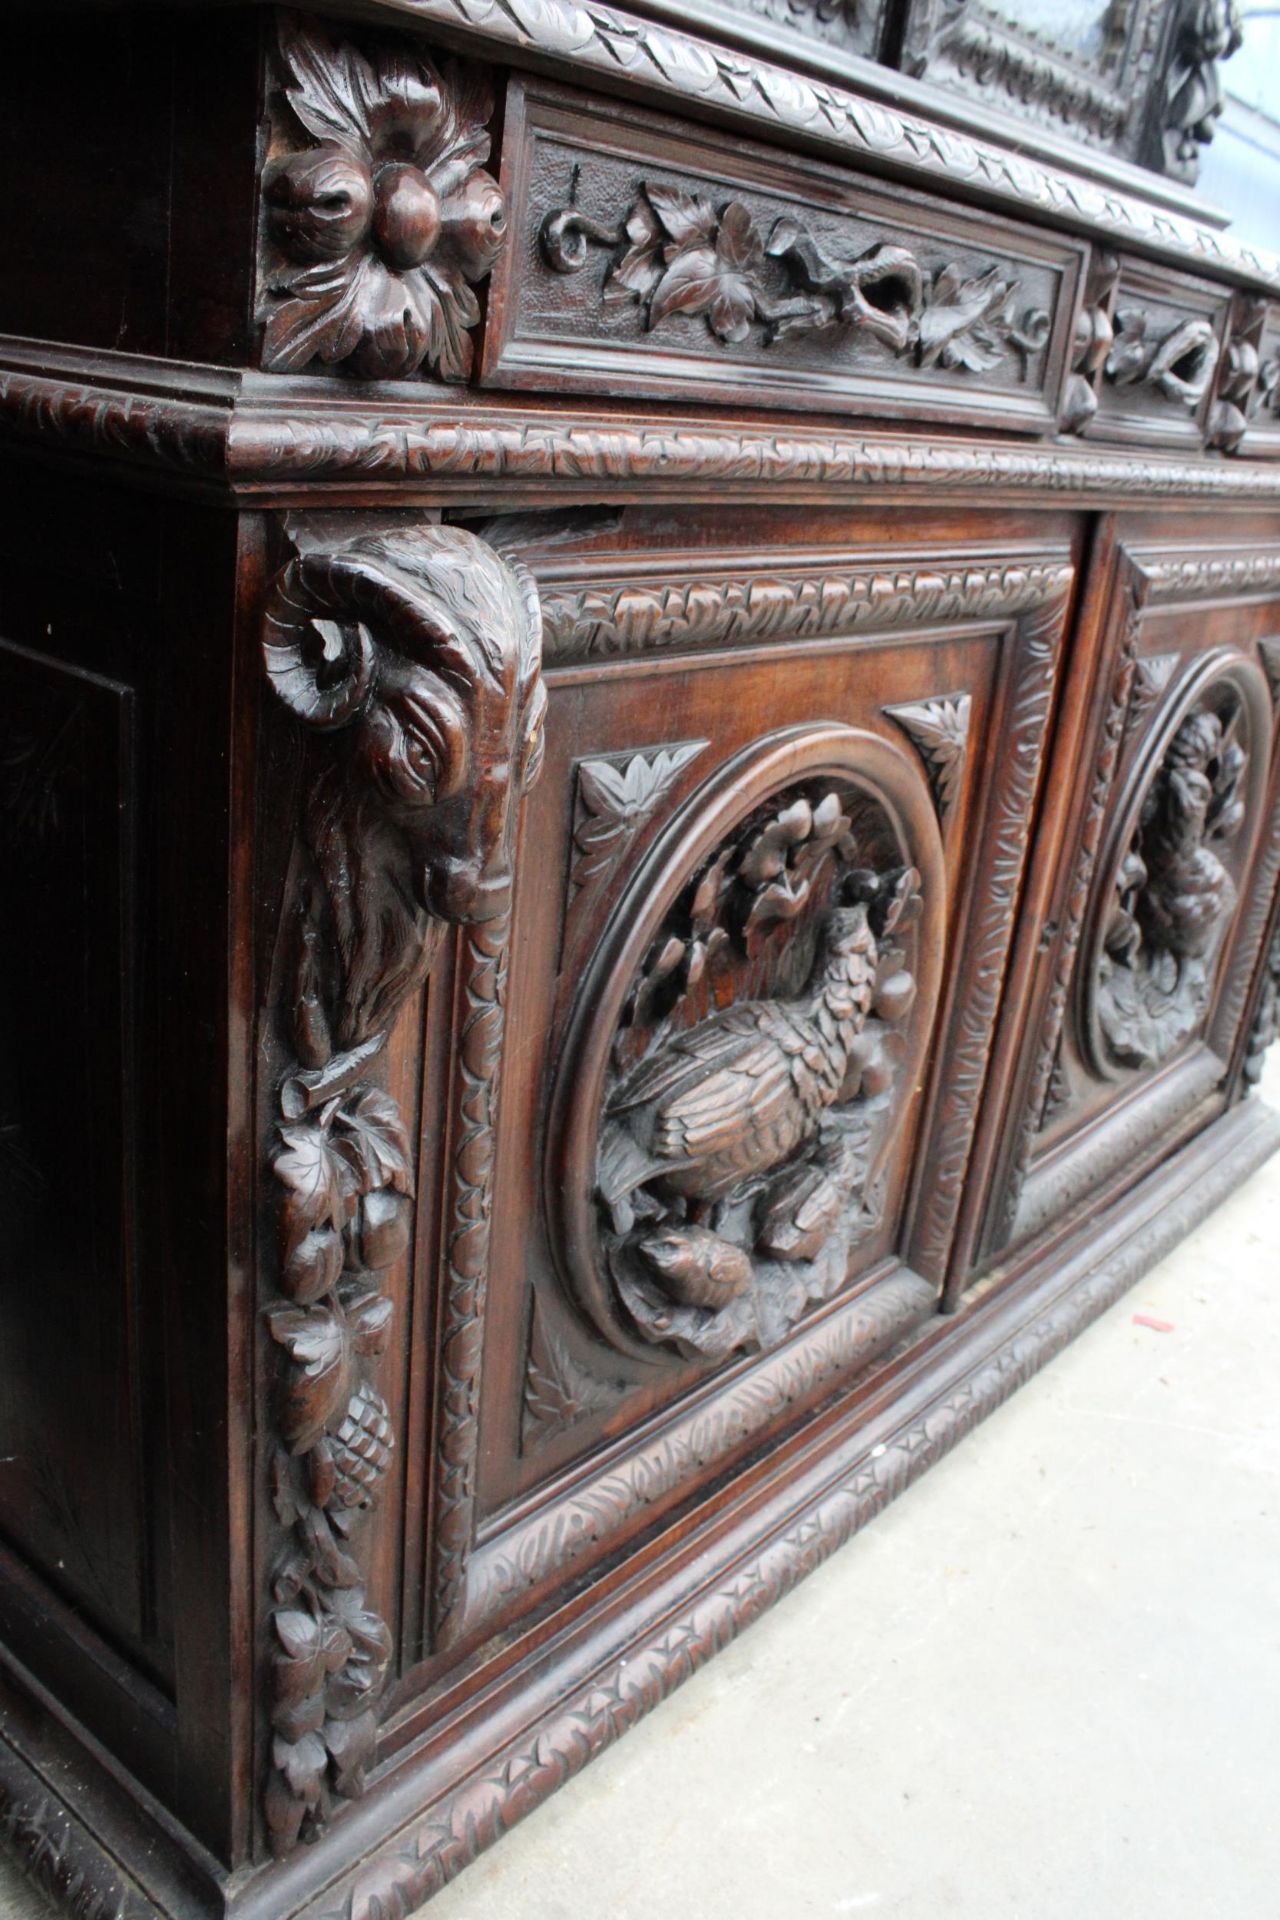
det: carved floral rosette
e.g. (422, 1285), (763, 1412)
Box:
(1082, 657), (1269, 1079)
(550, 726), (945, 1366)
(259, 522), (543, 1855)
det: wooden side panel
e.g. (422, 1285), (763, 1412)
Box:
(0, 644), (143, 1646)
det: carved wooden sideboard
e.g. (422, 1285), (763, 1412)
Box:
(2, 4), (1279, 1917)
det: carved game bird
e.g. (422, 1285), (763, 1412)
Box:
(1137, 709), (1240, 964)
(597, 867), (915, 1242)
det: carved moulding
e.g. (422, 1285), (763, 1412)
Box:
(258, 18), (506, 380)
(549, 725), (945, 1366)
(258, 522), (544, 1854)
(1082, 656), (1269, 1079)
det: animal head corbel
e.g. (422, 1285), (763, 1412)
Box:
(264, 522), (545, 1056)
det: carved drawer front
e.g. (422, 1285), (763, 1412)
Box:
(1083, 257), (1232, 450)
(976, 519), (1280, 1264)
(483, 77), (1086, 434)
(421, 509), (1079, 1658)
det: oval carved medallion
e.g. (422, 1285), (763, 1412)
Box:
(549, 725), (946, 1366)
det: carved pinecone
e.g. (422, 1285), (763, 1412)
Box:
(328, 1381), (394, 1509)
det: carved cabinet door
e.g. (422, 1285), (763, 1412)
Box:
(972, 512), (1280, 1273)
(386, 503), (1080, 1666)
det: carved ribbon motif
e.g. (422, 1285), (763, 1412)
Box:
(542, 182), (1049, 373)
(260, 524), (544, 1854)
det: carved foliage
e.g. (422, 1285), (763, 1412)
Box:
(542, 184), (1049, 375)
(594, 780), (922, 1362)
(885, 696), (971, 822)
(567, 742), (707, 925)
(521, 1299), (628, 1452)
(1152, 0), (1243, 183)
(259, 18), (506, 379)
(1092, 685), (1247, 1073)
(260, 525), (543, 1853)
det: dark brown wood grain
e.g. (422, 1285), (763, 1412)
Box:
(1, 5), (1279, 1918)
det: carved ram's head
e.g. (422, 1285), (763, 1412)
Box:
(265, 524), (546, 929)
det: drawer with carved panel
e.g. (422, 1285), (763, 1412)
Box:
(968, 514), (1280, 1271)
(482, 77), (1087, 435)
(1080, 256), (1233, 450)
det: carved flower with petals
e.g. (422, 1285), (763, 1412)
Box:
(260, 19), (506, 380)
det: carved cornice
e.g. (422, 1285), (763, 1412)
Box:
(307, 1100), (1280, 1920)
(316, 0), (1280, 296)
(259, 524), (544, 1850)
(12, 351), (1280, 505)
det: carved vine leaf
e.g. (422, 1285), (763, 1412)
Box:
(1124, 653), (1179, 741)
(520, 1300), (628, 1452)
(885, 695), (972, 822)
(260, 18), (506, 380)
(569, 741), (707, 908)
(1257, 637), (1280, 707)
(543, 180), (1047, 378)
(260, 524), (544, 1855)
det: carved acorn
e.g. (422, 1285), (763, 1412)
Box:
(343, 1187), (411, 1273)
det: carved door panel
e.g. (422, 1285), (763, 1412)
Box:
(381, 505), (1078, 1665)
(974, 513), (1280, 1270)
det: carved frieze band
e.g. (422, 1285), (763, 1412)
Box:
(540, 562), (1074, 664)
(542, 182), (1050, 376)
(258, 19), (506, 380)
(15, 349), (1280, 502)
(259, 523), (544, 1851)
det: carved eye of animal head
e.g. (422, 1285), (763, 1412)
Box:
(360, 661), (469, 811)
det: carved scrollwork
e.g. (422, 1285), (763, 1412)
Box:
(1105, 309), (1221, 414)
(551, 728), (944, 1366)
(259, 523), (544, 1854)
(1085, 674), (1255, 1077)
(259, 18), (506, 380)
(541, 182), (1049, 376)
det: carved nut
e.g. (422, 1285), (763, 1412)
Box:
(345, 1188), (410, 1273)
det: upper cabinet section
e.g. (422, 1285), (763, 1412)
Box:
(481, 78), (1084, 434)
(893, 0), (1239, 187)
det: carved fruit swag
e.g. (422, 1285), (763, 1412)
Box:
(262, 19), (506, 379)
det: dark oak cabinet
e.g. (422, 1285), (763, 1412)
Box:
(0, 6), (1278, 1919)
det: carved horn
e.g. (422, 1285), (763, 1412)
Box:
(263, 554), (378, 730)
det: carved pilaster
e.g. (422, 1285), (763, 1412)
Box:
(259, 524), (543, 1854)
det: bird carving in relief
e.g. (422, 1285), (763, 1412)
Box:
(597, 867), (918, 1307)
(1135, 707), (1242, 971)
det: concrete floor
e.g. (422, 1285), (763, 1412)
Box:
(3, 1062), (1279, 1919)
